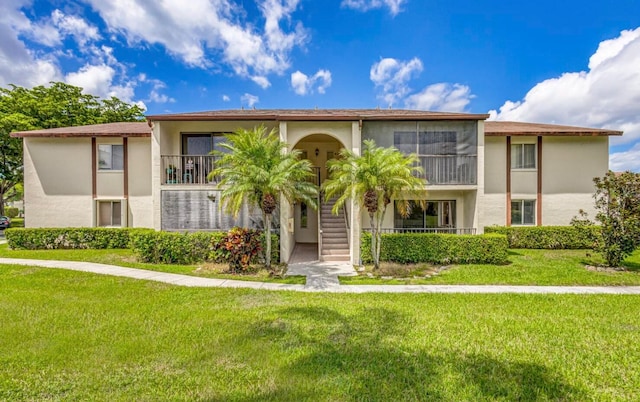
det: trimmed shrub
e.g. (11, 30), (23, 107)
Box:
(485, 226), (600, 249)
(5, 227), (140, 250)
(130, 229), (279, 265)
(4, 207), (19, 219)
(361, 232), (508, 265)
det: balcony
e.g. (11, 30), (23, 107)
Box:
(162, 155), (219, 185)
(418, 155), (477, 185)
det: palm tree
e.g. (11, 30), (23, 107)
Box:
(209, 125), (318, 269)
(322, 139), (424, 269)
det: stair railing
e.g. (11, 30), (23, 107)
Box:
(317, 191), (322, 260)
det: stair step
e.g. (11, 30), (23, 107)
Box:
(322, 227), (347, 233)
(321, 223), (347, 229)
(321, 255), (350, 262)
(322, 238), (348, 245)
(321, 248), (350, 255)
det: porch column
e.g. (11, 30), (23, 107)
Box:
(278, 121), (295, 263)
(350, 121), (362, 265)
(151, 121), (162, 230)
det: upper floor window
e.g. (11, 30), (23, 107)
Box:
(98, 144), (124, 170)
(182, 133), (229, 155)
(511, 143), (536, 169)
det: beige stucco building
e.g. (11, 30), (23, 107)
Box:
(12, 109), (621, 264)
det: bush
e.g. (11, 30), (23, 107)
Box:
(485, 226), (600, 249)
(130, 229), (279, 265)
(361, 232), (508, 265)
(4, 207), (19, 219)
(212, 227), (263, 272)
(129, 230), (218, 264)
(5, 227), (140, 250)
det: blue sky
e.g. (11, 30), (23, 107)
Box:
(2, 0), (640, 170)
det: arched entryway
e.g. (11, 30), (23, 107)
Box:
(289, 134), (349, 263)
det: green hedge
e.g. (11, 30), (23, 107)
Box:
(484, 226), (600, 249)
(5, 227), (140, 250)
(129, 230), (279, 265)
(5, 227), (280, 266)
(361, 232), (508, 265)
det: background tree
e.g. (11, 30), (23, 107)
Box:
(591, 171), (640, 266)
(0, 82), (145, 215)
(210, 125), (318, 269)
(322, 139), (425, 269)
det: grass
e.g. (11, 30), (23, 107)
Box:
(0, 265), (639, 400)
(342, 249), (640, 286)
(0, 244), (305, 285)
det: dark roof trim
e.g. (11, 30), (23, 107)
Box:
(10, 122), (151, 138)
(146, 109), (490, 122)
(484, 121), (622, 137)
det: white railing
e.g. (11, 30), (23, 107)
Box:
(162, 155), (219, 185)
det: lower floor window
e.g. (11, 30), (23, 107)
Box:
(98, 200), (122, 227)
(394, 200), (456, 228)
(511, 199), (535, 225)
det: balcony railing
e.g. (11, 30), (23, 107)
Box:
(162, 155), (219, 185)
(418, 155), (477, 185)
(367, 227), (477, 235)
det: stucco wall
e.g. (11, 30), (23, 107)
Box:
(127, 137), (153, 227)
(24, 137), (93, 227)
(541, 136), (607, 224)
(480, 135), (608, 227)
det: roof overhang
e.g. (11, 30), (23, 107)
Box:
(484, 121), (623, 137)
(10, 122), (151, 138)
(146, 109), (491, 122)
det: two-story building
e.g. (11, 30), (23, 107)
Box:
(12, 109), (621, 264)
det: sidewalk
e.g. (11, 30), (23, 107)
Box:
(2, 257), (640, 294)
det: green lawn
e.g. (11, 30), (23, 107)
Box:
(1, 265), (639, 400)
(342, 249), (640, 286)
(0, 244), (305, 284)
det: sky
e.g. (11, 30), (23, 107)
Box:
(2, 0), (640, 171)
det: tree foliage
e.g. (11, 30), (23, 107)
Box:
(589, 171), (640, 267)
(322, 139), (425, 269)
(209, 125), (318, 269)
(0, 82), (145, 215)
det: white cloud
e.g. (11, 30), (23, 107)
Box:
(51, 10), (101, 47)
(241, 93), (259, 107)
(222, 94), (231, 102)
(251, 76), (271, 89)
(83, 0), (307, 86)
(610, 143), (640, 172)
(341, 0), (406, 15)
(405, 83), (473, 112)
(489, 28), (640, 147)
(370, 57), (423, 106)
(0, 1), (62, 87)
(291, 69), (332, 95)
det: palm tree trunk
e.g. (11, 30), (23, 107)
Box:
(265, 213), (272, 269)
(375, 210), (385, 270)
(369, 213), (379, 269)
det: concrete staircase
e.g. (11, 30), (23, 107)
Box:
(320, 198), (350, 262)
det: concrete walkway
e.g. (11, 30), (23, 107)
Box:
(2, 257), (640, 294)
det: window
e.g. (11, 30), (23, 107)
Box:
(98, 144), (124, 170)
(394, 200), (456, 228)
(300, 202), (308, 228)
(97, 200), (122, 227)
(511, 143), (536, 169)
(511, 200), (535, 225)
(182, 133), (229, 155)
